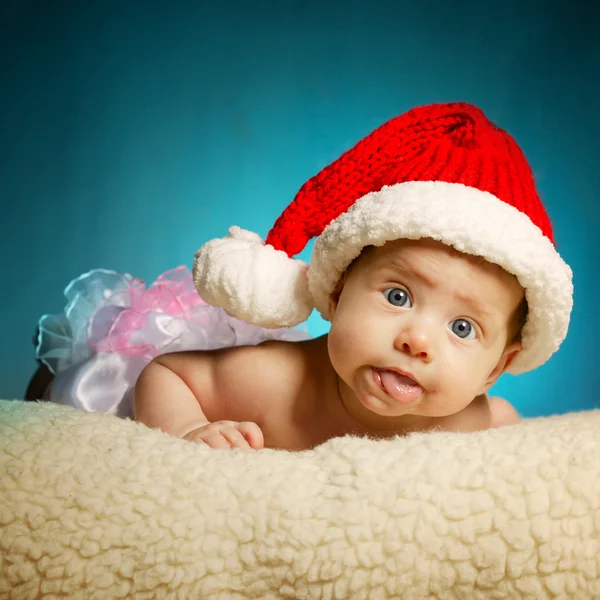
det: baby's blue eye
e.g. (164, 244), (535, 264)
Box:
(449, 319), (477, 340)
(384, 288), (411, 308)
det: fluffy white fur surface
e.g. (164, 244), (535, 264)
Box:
(1, 400), (600, 600)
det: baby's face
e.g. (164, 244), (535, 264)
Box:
(327, 238), (524, 420)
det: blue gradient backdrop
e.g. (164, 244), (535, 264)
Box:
(2, 0), (598, 415)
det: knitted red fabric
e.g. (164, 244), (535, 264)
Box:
(265, 103), (554, 257)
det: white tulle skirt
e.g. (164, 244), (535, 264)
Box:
(36, 266), (309, 418)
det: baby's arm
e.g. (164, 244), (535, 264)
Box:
(134, 352), (210, 438)
(133, 351), (263, 449)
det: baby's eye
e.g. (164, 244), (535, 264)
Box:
(384, 288), (411, 308)
(449, 319), (477, 340)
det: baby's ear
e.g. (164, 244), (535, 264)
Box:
(482, 341), (522, 392)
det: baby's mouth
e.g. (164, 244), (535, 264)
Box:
(372, 368), (424, 404)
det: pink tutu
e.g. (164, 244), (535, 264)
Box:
(36, 266), (309, 417)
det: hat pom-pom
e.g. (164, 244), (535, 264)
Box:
(192, 226), (313, 328)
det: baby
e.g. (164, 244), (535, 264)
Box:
(134, 102), (573, 451)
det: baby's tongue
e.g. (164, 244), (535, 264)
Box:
(379, 370), (423, 404)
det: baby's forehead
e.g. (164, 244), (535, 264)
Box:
(367, 237), (473, 263)
(361, 237), (516, 282)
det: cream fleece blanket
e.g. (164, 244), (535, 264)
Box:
(1, 400), (599, 599)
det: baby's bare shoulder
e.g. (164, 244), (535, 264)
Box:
(216, 340), (307, 389)
(438, 394), (520, 433)
(212, 340), (310, 418)
(487, 395), (521, 428)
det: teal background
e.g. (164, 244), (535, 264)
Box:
(2, 0), (598, 416)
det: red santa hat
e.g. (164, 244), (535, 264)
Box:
(193, 102), (573, 374)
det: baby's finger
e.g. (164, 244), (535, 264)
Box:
(204, 433), (231, 450)
(221, 428), (251, 449)
(236, 422), (264, 449)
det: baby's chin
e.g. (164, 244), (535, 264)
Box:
(361, 391), (473, 421)
(359, 392), (425, 420)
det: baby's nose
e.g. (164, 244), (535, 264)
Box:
(395, 322), (434, 360)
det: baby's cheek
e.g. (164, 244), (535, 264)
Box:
(327, 321), (359, 366)
(327, 322), (346, 359)
(439, 363), (483, 408)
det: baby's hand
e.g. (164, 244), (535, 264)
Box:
(183, 420), (264, 450)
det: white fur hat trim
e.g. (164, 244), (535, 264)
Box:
(193, 226), (312, 328)
(309, 181), (573, 375)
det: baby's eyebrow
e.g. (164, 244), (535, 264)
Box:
(452, 292), (496, 320)
(379, 260), (498, 321)
(379, 261), (438, 289)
